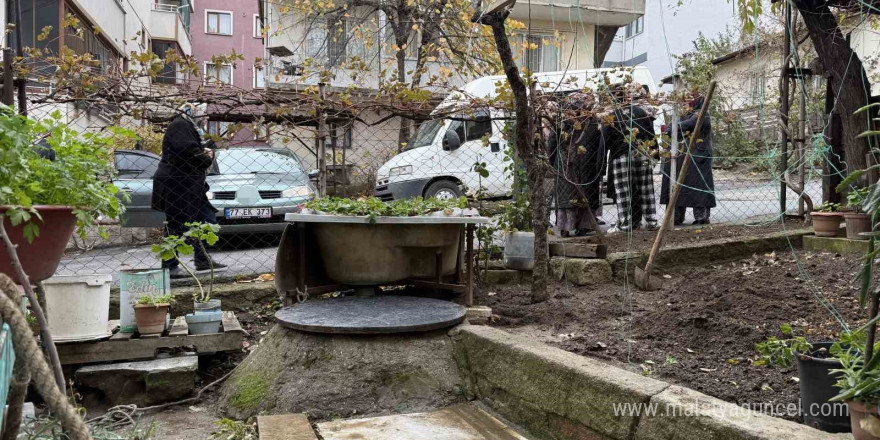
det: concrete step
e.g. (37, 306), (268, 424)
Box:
(258, 414), (317, 440)
(75, 355), (197, 407)
(317, 404), (529, 440)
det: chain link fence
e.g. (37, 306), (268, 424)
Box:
(39, 71), (832, 283)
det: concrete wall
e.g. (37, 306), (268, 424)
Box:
(849, 22), (880, 96)
(68, 0), (128, 54)
(452, 325), (844, 440)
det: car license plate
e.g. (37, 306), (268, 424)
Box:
(225, 207), (272, 219)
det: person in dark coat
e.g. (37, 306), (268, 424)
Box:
(547, 93), (604, 237)
(660, 96), (716, 225)
(151, 104), (226, 277)
(600, 85), (658, 232)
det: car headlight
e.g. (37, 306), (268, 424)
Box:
(282, 186), (312, 198)
(206, 191), (214, 200)
(388, 165), (413, 177)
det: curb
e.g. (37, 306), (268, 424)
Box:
(452, 325), (848, 440)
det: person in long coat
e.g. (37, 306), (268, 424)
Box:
(660, 96), (716, 225)
(151, 104), (226, 277)
(547, 94), (604, 237)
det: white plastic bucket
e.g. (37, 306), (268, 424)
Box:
(119, 268), (170, 333)
(503, 231), (536, 271)
(42, 274), (113, 342)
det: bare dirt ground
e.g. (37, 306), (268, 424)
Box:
(478, 250), (869, 421)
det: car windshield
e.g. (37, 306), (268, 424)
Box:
(406, 120), (444, 150)
(216, 149), (305, 175)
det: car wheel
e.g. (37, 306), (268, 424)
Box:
(424, 180), (462, 200)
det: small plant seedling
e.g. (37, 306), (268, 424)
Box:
(152, 222), (221, 304)
(815, 202), (841, 213)
(135, 293), (175, 307)
(754, 323), (812, 368)
(209, 418), (257, 440)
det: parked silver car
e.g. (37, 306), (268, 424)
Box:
(114, 146), (316, 234)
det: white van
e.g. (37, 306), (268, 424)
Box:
(375, 66), (663, 201)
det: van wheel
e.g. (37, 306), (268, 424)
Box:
(425, 180), (462, 200)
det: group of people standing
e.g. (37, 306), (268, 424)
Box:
(546, 87), (716, 236)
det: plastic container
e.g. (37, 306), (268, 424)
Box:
(119, 268), (170, 333)
(796, 343), (850, 433)
(185, 312), (222, 335)
(42, 274), (113, 342)
(194, 299), (221, 314)
(503, 231), (535, 271)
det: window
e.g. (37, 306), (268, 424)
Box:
(327, 19), (346, 66)
(749, 74), (766, 105)
(253, 14), (262, 38)
(115, 153), (159, 180)
(517, 34), (559, 73)
(254, 65), (265, 88)
(205, 62), (233, 85)
(206, 10), (232, 35)
(625, 16), (644, 39)
(152, 41), (179, 84)
(207, 121), (232, 137)
(448, 112), (492, 144)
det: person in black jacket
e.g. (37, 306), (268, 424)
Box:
(600, 85), (658, 232)
(151, 104), (226, 278)
(661, 96), (716, 225)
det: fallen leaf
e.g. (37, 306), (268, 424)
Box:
(699, 368), (717, 373)
(662, 274), (672, 279)
(258, 273), (275, 282)
(188, 406), (205, 412)
(488, 291), (497, 296)
(686, 348), (695, 354)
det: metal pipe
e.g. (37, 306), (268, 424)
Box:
(779, 2), (791, 215)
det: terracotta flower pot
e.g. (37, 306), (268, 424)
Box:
(811, 212), (844, 237)
(848, 401), (880, 440)
(133, 304), (169, 335)
(845, 212), (872, 240)
(0, 205), (77, 283)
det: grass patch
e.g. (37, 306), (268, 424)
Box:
(229, 372), (274, 412)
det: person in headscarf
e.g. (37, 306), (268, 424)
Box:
(547, 92), (604, 236)
(600, 83), (658, 232)
(151, 103), (226, 277)
(661, 95), (716, 225)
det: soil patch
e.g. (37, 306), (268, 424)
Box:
(556, 218), (809, 254)
(479, 250), (868, 421)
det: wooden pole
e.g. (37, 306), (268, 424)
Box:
(2, 49), (13, 107)
(12, 0), (26, 115)
(642, 82), (717, 276)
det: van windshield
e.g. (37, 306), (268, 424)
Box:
(406, 120), (443, 150)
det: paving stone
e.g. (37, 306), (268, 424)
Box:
(76, 356), (197, 406)
(563, 258), (612, 286)
(317, 404), (527, 440)
(258, 414), (317, 440)
(483, 269), (522, 285)
(466, 306), (492, 324)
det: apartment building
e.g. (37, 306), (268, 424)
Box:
(604, 0), (738, 87)
(5, 0), (193, 130)
(189, 0), (265, 143)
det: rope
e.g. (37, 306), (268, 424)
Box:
(0, 273), (92, 440)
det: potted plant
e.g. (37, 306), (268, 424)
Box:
(152, 222), (224, 334)
(811, 202), (844, 237)
(0, 108), (125, 282)
(754, 325), (850, 432)
(133, 293), (175, 335)
(499, 195), (535, 271)
(845, 187), (873, 240)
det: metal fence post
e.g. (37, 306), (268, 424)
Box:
(2, 49), (14, 107)
(317, 83), (328, 197)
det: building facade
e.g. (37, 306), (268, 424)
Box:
(604, 0), (738, 87)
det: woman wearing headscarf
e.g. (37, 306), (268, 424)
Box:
(661, 96), (716, 225)
(547, 92), (604, 237)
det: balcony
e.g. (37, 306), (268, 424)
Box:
(150, 1), (193, 56)
(508, 0), (644, 25)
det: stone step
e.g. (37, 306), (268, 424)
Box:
(317, 404), (529, 440)
(258, 414), (317, 440)
(75, 355), (197, 407)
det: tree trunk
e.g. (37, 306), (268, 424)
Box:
(795, 0), (870, 173)
(396, 22), (412, 152)
(483, 11), (549, 303)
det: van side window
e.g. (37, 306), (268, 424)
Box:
(447, 115), (492, 144)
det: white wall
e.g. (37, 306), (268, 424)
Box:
(68, 0), (128, 54)
(605, 0), (738, 85)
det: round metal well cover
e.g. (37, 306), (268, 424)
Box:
(275, 296), (467, 334)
